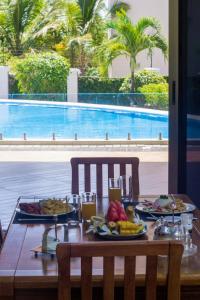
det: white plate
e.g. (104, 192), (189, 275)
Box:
(135, 203), (196, 216)
(96, 227), (147, 240)
(16, 203), (75, 217)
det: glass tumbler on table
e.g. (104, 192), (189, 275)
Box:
(81, 192), (97, 222)
(118, 175), (133, 200)
(181, 213), (197, 256)
(108, 178), (121, 202)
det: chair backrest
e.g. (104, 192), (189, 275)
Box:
(56, 240), (183, 300)
(70, 157), (139, 199)
(0, 221), (4, 249)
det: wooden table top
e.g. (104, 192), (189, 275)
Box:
(0, 195), (200, 298)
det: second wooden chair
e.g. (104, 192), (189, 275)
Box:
(57, 240), (183, 300)
(70, 157), (139, 199)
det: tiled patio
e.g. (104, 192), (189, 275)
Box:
(0, 161), (167, 228)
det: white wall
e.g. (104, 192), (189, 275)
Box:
(108, 0), (169, 77)
(0, 66), (9, 99)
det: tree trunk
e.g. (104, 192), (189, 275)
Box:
(130, 69), (135, 93)
(130, 58), (135, 93)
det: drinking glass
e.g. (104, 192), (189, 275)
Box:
(108, 178), (121, 202)
(118, 175), (133, 200)
(181, 213), (197, 256)
(81, 192), (97, 221)
(69, 194), (81, 222)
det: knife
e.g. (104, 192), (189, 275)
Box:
(17, 218), (66, 222)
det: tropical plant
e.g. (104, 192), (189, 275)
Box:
(0, 0), (44, 55)
(98, 10), (168, 91)
(79, 76), (123, 93)
(55, 0), (130, 74)
(138, 83), (168, 110)
(120, 70), (167, 92)
(109, 0), (130, 17)
(11, 52), (70, 93)
(0, 0), (65, 55)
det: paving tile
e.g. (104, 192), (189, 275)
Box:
(0, 162), (167, 228)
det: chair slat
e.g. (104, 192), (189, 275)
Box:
(71, 162), (79, 194)
(124, 256), (136, 300)
(167, 242), (184, 300)
(145, 256), (158, 300)
(81, 257), (92, 300)
(56, 244), (71, 300)
(96, 164), (103, 196)
(0, 221), (4, 248)
(84, 164), (91, 192)
(103, 257), (115, 300)
(131, 163), (139, 200)
(108, 163), (114, 179)
(120, 163), (126, 176)
(120, 164), (126, 196)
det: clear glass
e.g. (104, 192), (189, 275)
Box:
(81, 192), (96, 203)
(118, 175), (133, 200)
(180, 213), (197, 256)
(108, 178), (121, 202)
(81, 192), (96, 221)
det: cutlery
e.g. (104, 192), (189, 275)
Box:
(145, 212), (158, 221)
(17, 218), (66, 222)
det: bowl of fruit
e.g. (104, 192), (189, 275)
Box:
(88, 200), (147, 240)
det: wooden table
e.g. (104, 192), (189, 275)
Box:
(0, 195), (200, 300)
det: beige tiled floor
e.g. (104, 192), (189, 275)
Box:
(0, 146), (168, 228)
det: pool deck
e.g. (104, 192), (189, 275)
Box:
(0, 145), (168, 228)
(0, 144), (168, 162)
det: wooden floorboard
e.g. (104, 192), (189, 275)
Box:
(0, 162), (167, 228)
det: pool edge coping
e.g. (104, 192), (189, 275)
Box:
(0, 99), (168, 116)
(0, 140), (168, 145)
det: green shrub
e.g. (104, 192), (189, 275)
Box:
(138, 83), (168, 110)
(120, 70), (167, 92)
(9, 74), (19, 94)
(79, 77), (124, 93)
(11, 52), (70, 93)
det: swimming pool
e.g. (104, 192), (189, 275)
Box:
(0, 100), (168, 139)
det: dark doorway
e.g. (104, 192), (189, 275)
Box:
(169, 0), (200, 207)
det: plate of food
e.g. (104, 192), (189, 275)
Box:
(95, 221), (147, 240)
(16, 198), (75, 217)
(87, 200), (147, 240)
(135, 195), (196, 215)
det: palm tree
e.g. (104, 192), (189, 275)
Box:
(108, 0), (130, 17)
(98, 10), (168, 92)
(0, 0), (45, 55)
(60, 0), (129, 72)
(57, 0), (106, 72)
(0, 0), (66, 55)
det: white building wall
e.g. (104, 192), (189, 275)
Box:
(107, 0), (168, 77)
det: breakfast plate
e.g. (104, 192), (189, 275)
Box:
(95, 226), (147, 240)
(135, 202), (196, 216)
(16, 198), (75, 217)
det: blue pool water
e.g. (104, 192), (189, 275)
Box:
(0, 101), (169, 139)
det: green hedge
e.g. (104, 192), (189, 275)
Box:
(9, 74), (19, 94)
(138, 83), (168, 110)
(120, 70), (167, 92)
(79, 77), (124, 93)
(10, 52), (70, 94)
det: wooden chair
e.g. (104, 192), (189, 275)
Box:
(0, 221), (5, 249)
(70, 157), (139, 199)
(56, 240), (183, 300)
